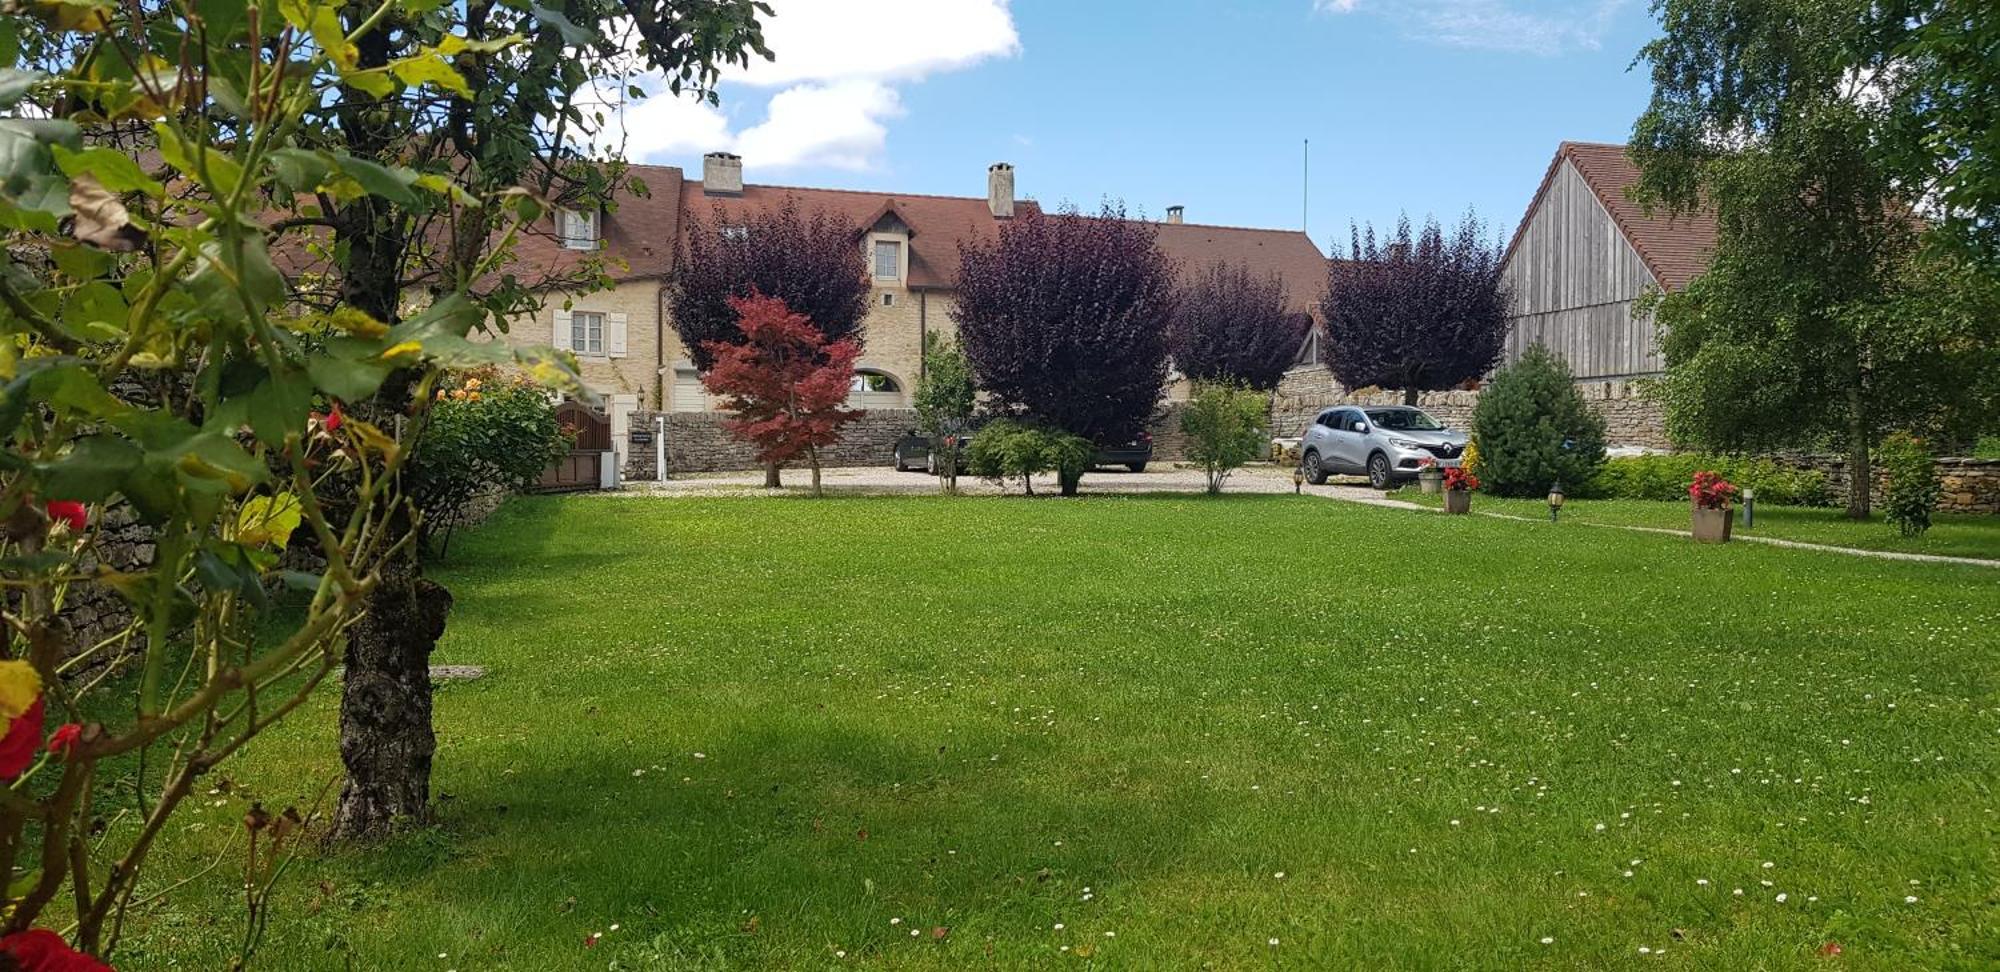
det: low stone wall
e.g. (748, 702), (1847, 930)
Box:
(1270, 367), (1670, 449)
(625, 408), (921, 478)
(1769, 455), (2000, 515)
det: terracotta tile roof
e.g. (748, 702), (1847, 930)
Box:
(526, 171), (1329, 301)
(1154, 221), (1328, 314)
(676, 180), (1040, 288)
(517, 163), (685, 283)
(1505, 141), (1718, 291)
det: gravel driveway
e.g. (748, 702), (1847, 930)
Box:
(618, 462), (1408, 502)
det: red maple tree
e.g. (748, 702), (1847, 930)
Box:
(702, 293), (862, 496)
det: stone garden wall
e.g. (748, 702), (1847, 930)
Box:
(1770, 455), (2000, 515)
(624, 408), (922, 478)
(1269, 367), (1671, 449)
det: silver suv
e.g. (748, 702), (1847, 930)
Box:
(1299, 405), (1468, 489)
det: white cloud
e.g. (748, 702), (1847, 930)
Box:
(1314, 0), (1626, 55)
(735, 81), (904, 170)
(739, 0), (1020, 88)
(586, 0), (1017, 171)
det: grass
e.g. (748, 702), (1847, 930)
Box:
(1394, 490), (2000, 561)
(116, 493), (1998, 969)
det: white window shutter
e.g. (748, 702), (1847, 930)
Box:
(607, 312), (628, 358)
(552, 308), (572, 351)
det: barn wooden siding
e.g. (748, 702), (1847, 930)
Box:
(1500, 160), (1664, 379)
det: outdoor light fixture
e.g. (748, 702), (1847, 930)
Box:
(1740, 487), (1756, 528)
(1293, 465), (1304, 494)
(1547, 480), (1565, 522)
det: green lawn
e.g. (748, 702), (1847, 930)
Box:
(119, 494), (1998, 969)
(1394, 490), (2000, 561)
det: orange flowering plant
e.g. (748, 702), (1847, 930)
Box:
(0, 0), (578, 963)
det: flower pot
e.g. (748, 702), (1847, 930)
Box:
(1691, 506), (1733, 543)
(1443, 489), (1472, 514)
(1417, 469), (1443, 494)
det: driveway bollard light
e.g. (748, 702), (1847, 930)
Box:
(1293, 464), (1304, 494)
(1740, 487), (1755, 528)
(1548, 480), (1565, 522)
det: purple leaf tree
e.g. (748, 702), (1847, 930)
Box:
(668, 197), (870, 372)
(953, 203), (1180, 494)
(1321, 211), (1511, 404)
(1169, 261), (1309, 391)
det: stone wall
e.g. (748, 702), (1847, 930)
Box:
(1769, 455), (2000, 515)
(1270, 366), (1670, 449)
(624, 408), (922, 478)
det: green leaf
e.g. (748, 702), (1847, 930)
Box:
(236, 492), (302, 548)
(305, 353), (390, 401)
(38, 435), (142, 502)
(52, 144), (163, 195)
(329, 154), (419, 205)
(0, 69), (40, 110)
(529, 4), (595, 45)
(243, 370), (311, 447)
(268, 148), (331, 192)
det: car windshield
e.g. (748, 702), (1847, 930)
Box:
(1365, 408), (1443, 431)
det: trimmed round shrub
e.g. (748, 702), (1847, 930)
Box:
(964, 419), (1093, 495)
(1469, 345), (1607, 497)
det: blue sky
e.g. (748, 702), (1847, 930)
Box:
(592, 0), (1663, 254)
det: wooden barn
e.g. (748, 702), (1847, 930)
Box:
(1499, 141), (1717, 381)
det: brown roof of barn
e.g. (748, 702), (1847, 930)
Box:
(1505, 141), (1718, 291)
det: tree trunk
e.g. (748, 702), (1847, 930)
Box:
(1402, 386), (1419, 406)
(807, 445), (823, 498)
(1058, 469), (1082, 496)
(764, 460), (781, 488)
(1844, 379), (1871, 519)
(330, 559), (452, 840)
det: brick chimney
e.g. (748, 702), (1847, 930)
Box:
(1166, 205), (1184, 224)
(987, 162), (1014, 218)
(703, 152), (742, 195)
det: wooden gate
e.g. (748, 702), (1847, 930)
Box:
(535, 401), (612, 492)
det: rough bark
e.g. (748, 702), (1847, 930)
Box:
(763, 460), (781, 488)
(330, 560), (452, 840)
(1058, 469), (1082, 496)
(1402, 386), (1420, 406)
(1844, 378), (1872, 519)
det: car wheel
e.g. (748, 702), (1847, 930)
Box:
(894, 456), (907, 472)
(1302, 450), (1328, 485)
(1367, 452), (1393, 490)
(1127, 462), (1147, 473)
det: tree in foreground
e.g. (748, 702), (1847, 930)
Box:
(953, 204), (1179, 495)
(1169, 263), (1308, 391)
(1470, 346), (1607, 497)
(1181, 383), (1270, 494)
(913, 333), (977, 493)
(1631, 0), (2000, 517)
(0, 7), (576, 961)
(1878, 0), (2000, 274)
(1321, 213), (1510, 405)
(702, 295), (863, 497)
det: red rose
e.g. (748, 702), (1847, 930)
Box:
(0, 698), (46, 778)
(47, 723), (82, 760)
(44, 501), (86, 532)
(0, 928), (114, 972)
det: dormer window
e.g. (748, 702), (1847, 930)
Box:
(560, 208), (598, 250)
(873, 239), (902, 281)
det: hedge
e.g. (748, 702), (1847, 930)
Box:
(1586, 454), (1833, 507)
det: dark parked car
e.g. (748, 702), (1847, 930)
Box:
(892, 420), (985, 474)
(1093, 432), (1152, 472)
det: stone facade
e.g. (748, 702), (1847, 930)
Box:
(1769, 455), (2000, 515)
(1269, 366), (1670, 449)
(508, 279), (665, 408)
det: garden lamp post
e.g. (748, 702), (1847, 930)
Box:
(1740, 487), (1755, 528)
(1293, 464), (1304, 494)
(1547, 480), (1565, 522)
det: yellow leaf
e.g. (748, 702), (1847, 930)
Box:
(329, 307), (389, 338)
(378, 340), (423, 361)
(236, 493), (303, 549)
(391, 55), (470, 97)
(0, 661), (41, 720)
(347, 419), (401, 463)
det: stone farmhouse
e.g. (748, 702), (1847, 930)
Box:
(503, 153), (1328, 472)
